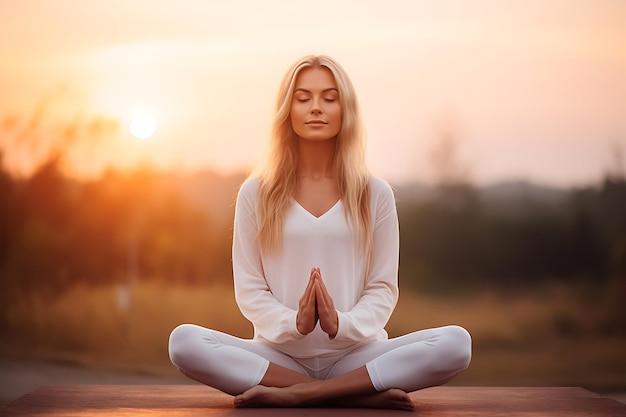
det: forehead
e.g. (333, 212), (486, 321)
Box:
(294, 66), (337, 91)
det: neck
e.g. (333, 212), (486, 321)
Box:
(297, 138), (336, 179)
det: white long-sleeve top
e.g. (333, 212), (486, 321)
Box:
(232, 176), (399, 360)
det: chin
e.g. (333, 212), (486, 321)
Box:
(299, 135), (338, 142)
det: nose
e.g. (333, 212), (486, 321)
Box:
(310, 97), (322, 114)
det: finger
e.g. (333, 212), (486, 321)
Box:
(305, 276), (314, 295)
(297, 278), (319, 334)
(310, 281), (319, 322)
(303, 278), (316, 305)
(304, 269), (317, 294)
(317, 282), (335, 319)
(315, 283), (324, 306)
(315, 283), (331, 312)
(315, 285), (338, 337)
(316, 270), (326, 287)
(316, 274), (331, 298)
(312, 268), (320, 281)
(299, 274), (317, 313)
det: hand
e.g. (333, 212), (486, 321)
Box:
(313, 268), (338, 339)
(296, 268), (318, 335)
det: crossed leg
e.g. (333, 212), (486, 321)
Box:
(235, 363), (415, 410)
(235, 325), (471, 409)
(169, 324), (471, 410)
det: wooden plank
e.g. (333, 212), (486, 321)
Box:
(411, 387), (626, 416)
(0, 385), (624, 416)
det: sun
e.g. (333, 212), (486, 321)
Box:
(129, 112), (157, 139)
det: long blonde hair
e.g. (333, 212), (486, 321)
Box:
(254, 55), (371, 255)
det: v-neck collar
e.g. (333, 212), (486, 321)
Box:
(292, 199), (342, 221)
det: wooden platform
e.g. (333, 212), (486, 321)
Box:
(0, 385), (624, 416)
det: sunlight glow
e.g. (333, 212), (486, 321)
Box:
(130, 112), (157, 139)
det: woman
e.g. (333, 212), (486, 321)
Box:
(168, 55), (471, 410)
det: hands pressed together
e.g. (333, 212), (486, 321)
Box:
(296, 267), (338, 338)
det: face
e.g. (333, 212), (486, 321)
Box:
(290, 66), (342, 142)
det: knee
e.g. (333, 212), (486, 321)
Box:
(441, 325), (472, 372)
(168, 323), (200, 368)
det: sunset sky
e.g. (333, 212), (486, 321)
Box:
(1, 0), (624, 186)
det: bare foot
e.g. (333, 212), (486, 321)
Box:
(338, 389), (415, 411)
(234, 385), (305, 408)
(235, 385), (414, 411)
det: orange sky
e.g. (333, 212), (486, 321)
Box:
(1, 0), (625, 186)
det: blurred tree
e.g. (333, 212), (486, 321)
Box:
(606, 139), (625, 183)
(0, 89), (234, 324)
(428, 111), (472, 186)
(3, 155), (77, 294)
(398, 181), (612, 293)
(0, 84), (118, 177)
(0, 152), (16, 292)
(599, 177), (626, 334)
(0, 160), (228, 293)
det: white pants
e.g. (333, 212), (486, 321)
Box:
(168, 324), (471, 396)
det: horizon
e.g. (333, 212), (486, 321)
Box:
(5, 158), (608, 192)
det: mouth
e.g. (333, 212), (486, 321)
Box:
(306, 120), (328, 125)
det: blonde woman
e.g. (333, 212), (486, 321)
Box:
(168, 55), (471, 410)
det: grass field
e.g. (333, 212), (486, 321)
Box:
(2, 281), (625, 391)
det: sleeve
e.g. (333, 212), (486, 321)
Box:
(232, 179), (305, 344)
(333, 178), (400, 343)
